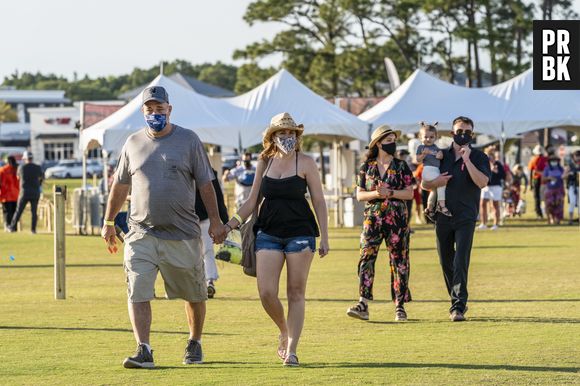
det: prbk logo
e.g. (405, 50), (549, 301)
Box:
(533, 20), (580, 90)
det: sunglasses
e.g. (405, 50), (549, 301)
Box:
(455, 129), (473, 136)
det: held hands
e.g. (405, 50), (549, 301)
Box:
(101, 225), (118, 254)
(318, 238), (329, 258)
(459, 146), (471, 162)
(209, 221), (227, 244)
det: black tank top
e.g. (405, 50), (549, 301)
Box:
(254, 152), (320, 238)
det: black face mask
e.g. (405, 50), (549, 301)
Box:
(381, 142), (397, 155)
(453, 133), (472, 146)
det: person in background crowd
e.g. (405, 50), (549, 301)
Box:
(397, 149), (418, 230)
(99, 164), (130, 233)
(478, 148), (505, 231)
(407, 132), (421, 168)
(222, 152), (256, 210)
(564, 150), (580, 225)
(0, 156), (20, 231)
(508, 164), (528, 217)
(347, 125), (415, 323)
(412, 162), (427, 224)
(195, 169), (229, 298)
(543, 155), (565, 225)
(528, 145), (548, 219)
(8, 151), (43, 233)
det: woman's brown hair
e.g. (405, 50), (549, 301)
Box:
(259, 130), (303, 160)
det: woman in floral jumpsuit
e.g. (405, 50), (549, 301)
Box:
(346, 125), (415, 321)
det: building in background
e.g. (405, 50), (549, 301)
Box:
(0, 89), (70, 147)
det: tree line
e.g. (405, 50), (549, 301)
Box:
(1, 0), (577, 104)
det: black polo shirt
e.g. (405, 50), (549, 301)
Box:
(437, 145), (491, 224)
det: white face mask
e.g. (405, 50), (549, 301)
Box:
(275, 136), (297, 154)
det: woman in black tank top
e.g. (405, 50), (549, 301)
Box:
(223, 113), (329, 367)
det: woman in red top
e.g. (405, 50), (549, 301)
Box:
(0, 156), (20, 230)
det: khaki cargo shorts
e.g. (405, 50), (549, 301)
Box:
(123, 231), (207, 303)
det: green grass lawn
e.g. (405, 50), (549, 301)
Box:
(0, 190), (579, 385)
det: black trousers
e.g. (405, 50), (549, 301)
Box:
(10, 196), (39, 232)
(2, 201), (17, 228)
(533, 179), (543, 217)
(435, 220), (476, 313)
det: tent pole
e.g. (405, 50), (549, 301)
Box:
(80, 102), (87, 190)
(500, 122), (506, 164)
(102, 150), (109, 195)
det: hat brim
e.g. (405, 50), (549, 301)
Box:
(368, 130), (401, 149)
(263, 124), (304, 138)
(142, 97), (168, 105)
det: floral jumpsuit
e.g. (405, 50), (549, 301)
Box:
(356, 158), (415, 305)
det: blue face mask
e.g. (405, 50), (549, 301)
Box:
(145, 114), (167, 132)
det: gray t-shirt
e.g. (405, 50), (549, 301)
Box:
(417, 144), (441, 168)
(116, 125), (214, 240)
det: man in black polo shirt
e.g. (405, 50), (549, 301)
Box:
(423, 116), (491, 322)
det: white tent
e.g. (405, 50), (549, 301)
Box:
(224, 69), (369, 148)
(359, 69), (505, 137)
(485, 68), (580, 137)
(80, 75), (243, 157)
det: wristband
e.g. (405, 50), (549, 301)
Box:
(104, 220), (115, 226)
(232, 213), (243, 225)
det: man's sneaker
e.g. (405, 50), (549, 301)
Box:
(207, 281), (216, 299)
(395, 307), (407, 321)
(183, 339), (203, 364)
(477, 224), (488, 230)
(123, 344), (154, 369)
(490, 225), (499, 231)
(283, 353), (299, 367)
(450, 310), (466, 322)
(346, 301), (369, 321)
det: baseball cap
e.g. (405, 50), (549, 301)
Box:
(142, 86), (169, 105)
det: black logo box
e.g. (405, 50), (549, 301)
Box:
(533, 20), (580, 90)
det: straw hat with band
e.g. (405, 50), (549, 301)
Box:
(263, 112), (304, 139)
(367, 124), (401, 150)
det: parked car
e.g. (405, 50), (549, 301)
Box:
(44, 159), (103, 179)
(221, 154), (240, 173)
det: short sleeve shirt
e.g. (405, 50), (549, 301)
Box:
(417, 144), (441, 168)
(438, 145), (491, 224)
(116, 125), (214, 240)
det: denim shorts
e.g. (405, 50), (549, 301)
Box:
(255, 230), (316, 254)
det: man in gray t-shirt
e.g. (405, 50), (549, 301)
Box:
(101, 86), (226, 369)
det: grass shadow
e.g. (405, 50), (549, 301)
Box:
(0, 264), (122, 269)
(0, 325), (236, 336)
(469, 316), (580, 324)
(301, 362), (579, 373)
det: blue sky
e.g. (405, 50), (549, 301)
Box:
(1, 0), (579, 81)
